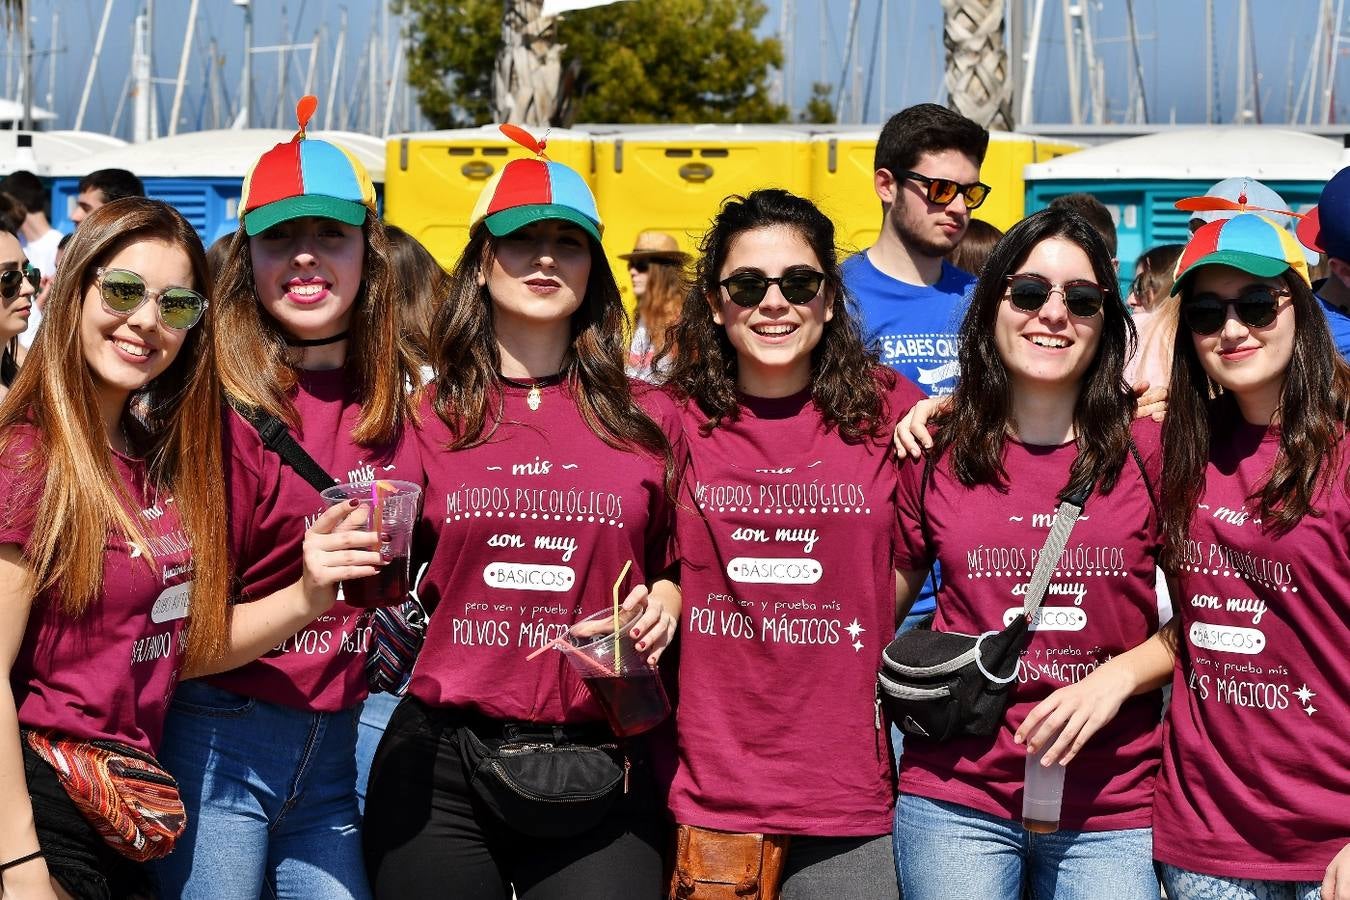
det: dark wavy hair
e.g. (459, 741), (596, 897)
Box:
(1161, 268), (1350, 566)
(931, 205), (1136, 499)
(428, 222), (673, 484)
(659, 189), (892, 441)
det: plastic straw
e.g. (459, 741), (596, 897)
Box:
(613, 560), (632, 675)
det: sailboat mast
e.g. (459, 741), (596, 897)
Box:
(324, 8), (347, 131)
(169, 0), (200, 136)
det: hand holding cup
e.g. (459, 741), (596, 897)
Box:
(302, 499), (382, 611)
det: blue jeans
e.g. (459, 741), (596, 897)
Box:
(895, 794), (1158, 900)
(1159, 863), (1322, 900)
(150, 681), (372, 900)
(355, 691), (400, 813)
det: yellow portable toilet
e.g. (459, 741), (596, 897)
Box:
(809, 129), (885, 257)
(809, 129), (1084, 257)
(592, 125), (813, 306)
(383, 126), (595, 269)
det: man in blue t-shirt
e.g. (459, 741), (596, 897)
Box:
(842, 103), (989, 398)
(843, 105), (990, 649)
(1297, 166), (1350, 359)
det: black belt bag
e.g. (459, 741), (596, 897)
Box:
(457, 722), (629, 839)
(879, 465), (1093, 742)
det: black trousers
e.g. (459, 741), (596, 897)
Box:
(362, 697), (666, 900)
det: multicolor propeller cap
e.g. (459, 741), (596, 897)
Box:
(1171, 213), (1311, 295)
(468, 124), (602, 242)
(239, 95), (377, 236)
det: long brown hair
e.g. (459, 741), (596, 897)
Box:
(931, 206), (1136, 499)
(385, 225), (449, 369)
(429, 223), (672, 480)
(0, 198), (230, 667)
(636, 257), (686, 347)
(1161, 269), (1350, 565)
(211, 214), (419, 445)
(660, 189), (892, 442)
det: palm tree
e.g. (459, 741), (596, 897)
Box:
(942, 0), (1013, 130)
(493, 0), (565, 126)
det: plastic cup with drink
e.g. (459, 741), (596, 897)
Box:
(1022, 739), (1067, 833)
(526, 562), (671, 737)
(319, 479), (422, 609)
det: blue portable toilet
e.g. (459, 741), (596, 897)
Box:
(1024, 128), (1345, 281)
(46, 129), (386, 243)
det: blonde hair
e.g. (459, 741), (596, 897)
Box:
(0, 198), (231, 667)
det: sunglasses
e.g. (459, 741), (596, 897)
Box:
(719, 268), (826, 307)
(96, 267), (208, 331)
(1005, 273), (1106, 318)
(1181, 286), (1290, 335)
(900, 171), (992, 210)
(0, 263), (39, 300)
(629, 259), (650, 273)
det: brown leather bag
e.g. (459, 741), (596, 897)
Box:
(669, 824), (790, 899)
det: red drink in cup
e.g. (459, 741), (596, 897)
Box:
(563, 606), (670, 738)
(319, 480), (422, 609)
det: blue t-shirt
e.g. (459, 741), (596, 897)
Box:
(842, 251), (976, 398)
(843, 251), (976, 617)
(1314, 284), (1350, 361)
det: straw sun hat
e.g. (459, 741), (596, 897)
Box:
(619, 231), (690, 264)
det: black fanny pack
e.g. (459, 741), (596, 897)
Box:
(878, 457), (1093, 742)
(457, 722), (629, 839)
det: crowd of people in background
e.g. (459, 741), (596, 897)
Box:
(0, 94), (1346, 900)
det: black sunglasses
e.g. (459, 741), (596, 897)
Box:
(628, 259), (650, 273)
(900, 171), (991, 209)
(96, 267), (209, 331)
(0, 263), (39, 300)
(719, 268), (826, 307)
(1005, 273), (1106, 318)
(1182, 286), (1290, 335)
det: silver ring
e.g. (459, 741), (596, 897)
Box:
(974, 630), (1019, 684)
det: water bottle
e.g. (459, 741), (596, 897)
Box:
(1022, 742), (1066, 833)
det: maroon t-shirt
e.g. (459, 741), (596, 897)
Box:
(409, 380), (682, 723)
(1154, 420), (1350, 880)
(667, 374), (923, 836)
(206, 367), (420, 712)
(895, 418), (1165, 831)
(0, 425), (194, 754)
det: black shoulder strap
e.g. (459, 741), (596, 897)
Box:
(917, 452), (940, 601)
(1127, 437), (1159, 516)
(229, 399), (339, 493)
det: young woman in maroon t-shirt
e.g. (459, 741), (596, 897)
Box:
(0, 200), (229, 898)
(1029, 214), (1350, 898)
(361, 141), (679, 899)
(890, 206), (1165, 899)
(659, 189), (923, 897)
(150, 116), (420, 899)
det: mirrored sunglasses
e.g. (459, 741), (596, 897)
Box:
(901, 171), (991, 209)
(0, 263), (39, 300)
(96, 267), (208, 331)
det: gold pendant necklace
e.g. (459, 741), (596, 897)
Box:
(499, 371), (564, 412)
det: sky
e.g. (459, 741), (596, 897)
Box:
(11, 0), (1333, 138)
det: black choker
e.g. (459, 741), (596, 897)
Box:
(498, 372), (564, 412)
(285, 331), (349, 347)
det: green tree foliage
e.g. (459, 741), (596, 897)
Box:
(397, 0), (788, 126)
(395, 0), (500, 128)
(799, 82), (836, 124)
